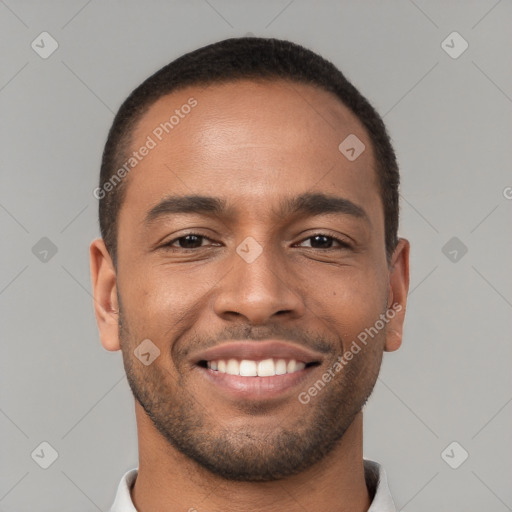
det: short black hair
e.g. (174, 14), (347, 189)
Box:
(98, 37), (399, 267)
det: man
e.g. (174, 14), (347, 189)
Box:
(90, 37), (409, 511)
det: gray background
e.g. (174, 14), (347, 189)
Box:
(1, 0), (511, 510)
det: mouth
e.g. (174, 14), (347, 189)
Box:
(197, 358), (320, 376)
(191, 340), (324, 401)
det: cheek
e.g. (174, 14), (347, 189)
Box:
(138, 283), (189, 324)
(121, 263), (215, 342)
(306, 267), (388, 344)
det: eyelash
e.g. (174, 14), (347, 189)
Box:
(162, 232), (352, 251)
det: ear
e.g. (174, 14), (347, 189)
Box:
(384, 238), (410, 352)
(89, 238), (120, 351)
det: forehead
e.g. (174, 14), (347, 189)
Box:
(120, 79), (380, 224)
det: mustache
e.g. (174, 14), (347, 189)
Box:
(177, 324), (335, 359)
(117, 296), (338, 358)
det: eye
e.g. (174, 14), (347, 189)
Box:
(161, 232), (351, 252)
(163, 233), (218, 250)
(296, 233), (351, 250)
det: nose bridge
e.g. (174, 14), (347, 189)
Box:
(235, 235), (282, 293)
(213, 234), (304, 323)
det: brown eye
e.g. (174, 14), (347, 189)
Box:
(175, 234), (204, 249)
(297, 234), (351, 250)
(164, 233), (213, 250)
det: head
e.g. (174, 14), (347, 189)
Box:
(91, 37), (409, 482)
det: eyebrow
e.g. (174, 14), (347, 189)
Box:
(143, 192), (369, 227)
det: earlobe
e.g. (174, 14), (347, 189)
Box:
(89, 238), (121, 352)
(384, 238), (410, 352)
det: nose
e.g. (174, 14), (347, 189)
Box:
(212, 242), (306, 325)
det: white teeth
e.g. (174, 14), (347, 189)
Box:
(239, 360), (257, 376)
(206, 357), (308, 377)
(275, 359), (287, 375)
(257, 358), (275, 376)
(287, 360), (305, 373)
(226, 358), (239, 375)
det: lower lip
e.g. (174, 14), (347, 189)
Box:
(197, 365), (317, 401)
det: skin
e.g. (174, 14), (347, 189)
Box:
(90, 79), (409, 512)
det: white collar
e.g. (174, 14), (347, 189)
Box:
(110, 459), (396, 511)
(364, 459), (397, 511)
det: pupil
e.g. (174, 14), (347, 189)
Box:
(181, 235), (201, 248)
(311, 235), (331, 248)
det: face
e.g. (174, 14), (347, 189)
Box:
(91, 79), (409, 482)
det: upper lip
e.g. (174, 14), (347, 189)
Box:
(191, 340), (325, 365)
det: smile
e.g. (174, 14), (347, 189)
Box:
(202, 358), (313, 376)
(191, 340), (324, 400)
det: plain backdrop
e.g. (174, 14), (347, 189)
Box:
(1, 1), (511, 511)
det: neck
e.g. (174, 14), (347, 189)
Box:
(131, 403), (371, 512)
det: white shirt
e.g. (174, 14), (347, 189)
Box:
(110, 459), (395, 511)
